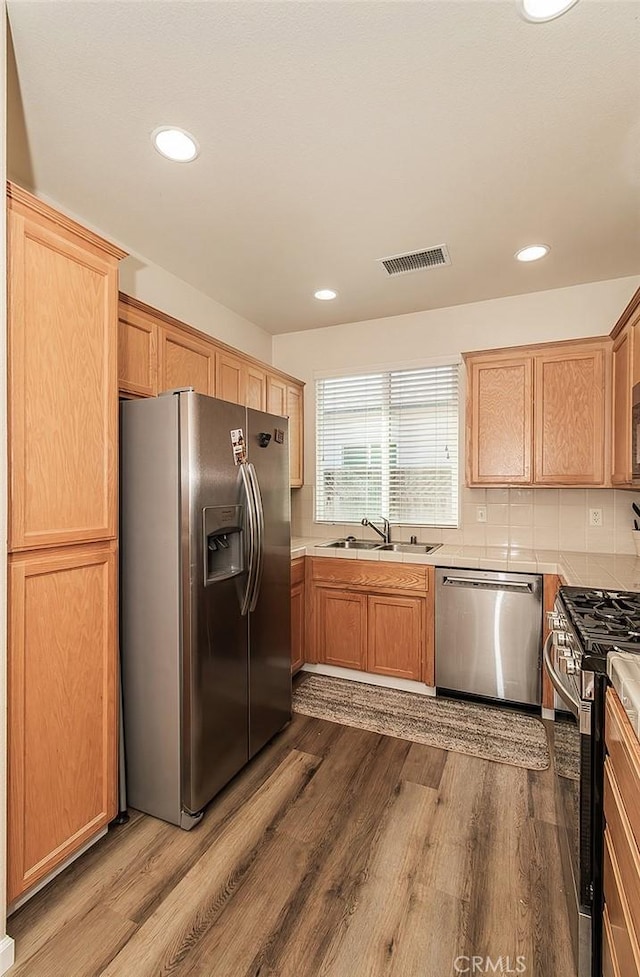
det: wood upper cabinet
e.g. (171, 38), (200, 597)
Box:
(465, 338), (611, 487)
(267, 374), (288, 416)
(216, 349), (245, 405)
(7, 542), (118, 901)
(118, 296), (158, 398)
(315, 588), (367, 670)
(367, 594), (424, 681)
(612, 325), (633, 486)
(287, 384), (304, 488)
(117, 294), (304, 488)
(534, 343), (609, 485)
(466, 356), (532, 484)
(8, 185), (125, 550)
(246, 365), (267, 411)
(159, 327), (215, 396)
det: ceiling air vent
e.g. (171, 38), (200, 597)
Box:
(377, 244), (451, 276)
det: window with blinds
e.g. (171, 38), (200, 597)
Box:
(315, 364), (459, 526)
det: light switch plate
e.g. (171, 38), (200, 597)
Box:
(476, 506), (487, 523)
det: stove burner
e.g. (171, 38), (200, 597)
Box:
(559, 585), (640, 656)
(593, 604), (627, 622)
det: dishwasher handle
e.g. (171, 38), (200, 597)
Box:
(441, 574), (535, 594)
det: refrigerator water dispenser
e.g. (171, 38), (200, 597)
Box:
(203, 504), (244, 584)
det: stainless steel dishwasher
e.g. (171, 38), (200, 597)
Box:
(435, 568), (543, 706)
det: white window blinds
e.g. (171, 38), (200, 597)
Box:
(315, 364), (459, 526)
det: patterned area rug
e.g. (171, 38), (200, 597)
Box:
(553, 717), (581, 781)
(293, 673), (550, 771)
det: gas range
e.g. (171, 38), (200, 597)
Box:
(543, 585), (638, 977)
(555, 586), (640, 675)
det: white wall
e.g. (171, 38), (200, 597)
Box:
(273, 275), (640, 554)
(0, 8), (14, 973)
(118, 255), (272, 363)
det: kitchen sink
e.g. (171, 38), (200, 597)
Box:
(320, 539), (383, 550)
(378, 542), (442, 554)
(320, 538), (442, 554)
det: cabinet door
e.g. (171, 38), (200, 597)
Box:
(291, 558), (305, 673)
(246, 365), (267, 411)
(315, 588), (367, 670)
(287, 384), (304, 489)
(8, 209), (118, 549)
(118, 301), (158, 398)
(535, 345), (608, 485)
(291, 581), (305, 673)
(267, 374), (287, 416)
(8, 543), (117, 901)
(216, 349), (244, 405)
(612, 327), (632, 486)
(467, 357), (533, 484)
(159, 327), (215, 396)
(367, 594), (424, 681)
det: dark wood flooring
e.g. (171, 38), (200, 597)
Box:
(8, 713), (575, 977)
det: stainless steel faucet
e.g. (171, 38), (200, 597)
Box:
(361, 516), (391, 544)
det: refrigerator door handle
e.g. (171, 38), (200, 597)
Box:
(247, 463), (265, 614)
(239, 462), (257, 617)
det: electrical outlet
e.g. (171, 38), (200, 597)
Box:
(589, 508), (603, 527)
(476, 505), (487, 523)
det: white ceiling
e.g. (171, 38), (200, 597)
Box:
(7, 0), (640, 334)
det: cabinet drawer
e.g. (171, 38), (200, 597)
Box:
(604, 757), (640, 944)
(310, 557), (428, 594)
(291, 557), (305, 587)
(606, 689), (640, 852)
(604, 828), (640, 977)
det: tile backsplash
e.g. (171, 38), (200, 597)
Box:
(291, 484), (640, 555)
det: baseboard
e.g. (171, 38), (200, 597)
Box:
(0, 934), (15, 974)
(301, 662), (437, 696)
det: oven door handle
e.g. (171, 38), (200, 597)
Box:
(543, 633), (580, 718)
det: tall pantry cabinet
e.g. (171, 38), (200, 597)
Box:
(6, 184), (126, 902)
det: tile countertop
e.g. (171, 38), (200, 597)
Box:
(291, 537), (640, 592)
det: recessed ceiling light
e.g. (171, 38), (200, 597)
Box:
(314, 289), (337, 301)
(152, 127), (199, 162)
(518, 0), (579, 23)
(515, 244), (550, 263)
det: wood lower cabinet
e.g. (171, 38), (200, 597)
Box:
(291, 558), (305, 673)
(464, 338), (611, 487)
(367, 594), (424, 681)
(315, 588), (367, 670)
(8, 185), (124, 550)
(159, 327), (215, 396)
(7, 542), (118, 902)
(310, 558), (434, 682)
(118, 296), (158, 398)
(604, 689), (640, 977)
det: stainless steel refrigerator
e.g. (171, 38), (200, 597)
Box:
(120, 390), (292, 829)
